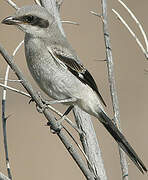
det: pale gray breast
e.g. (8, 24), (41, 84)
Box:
(24, 34), (81, 100)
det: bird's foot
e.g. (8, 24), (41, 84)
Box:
(46, 120), (62, 134)
(28, 98), (34, 104)
(36, 104), (48, 113)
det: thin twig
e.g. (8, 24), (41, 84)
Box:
(101, 0), (129, 179)
(34, 0), (42, 6)
(2, 100), (12, 180)
(2, 40), (23, 179)
(118, 0), (148, 53)
(0, 83), (30, 97)
(112, 9), (148, 59)
(0, 78), (22, 82)
(90, 11), (102, 18)
(3, 40), (24, 100)
(12, 41), (24, 57)
(61, 20), (79, 25)
(5, 0), (19, 10)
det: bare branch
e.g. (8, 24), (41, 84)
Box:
(0, 78), (22, 82)
(3, 40), (24, 99)
(12, 41), (24, 57)
(63, 126), (93, 170)
(118, 0), (148, 53)
(34, 0), (42, 6)
(90, 11), (102, 18)
(0, 172), (10, 180)
(101, 0), (129, 179)
(61, 20), (79, 25)
(112, 9), (148, 59)
(73, 107), (107, 180)
(0, 83), (30, 97)
(1, 40), (23, 179)
(5, 0), (19, 10)
(2, 100), (12, 180)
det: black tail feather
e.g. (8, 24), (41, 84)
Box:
(99, 111), (147, 174)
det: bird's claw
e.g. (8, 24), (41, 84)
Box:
(36, 104), (48, 113)
(29, 98), (34, 104)
(46, 120), (63, 134)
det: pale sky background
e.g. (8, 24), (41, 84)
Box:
(0, 0), (148, 180)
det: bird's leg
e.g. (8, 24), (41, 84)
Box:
(63, 105), (74, 116)
(57, 105), (74, 124)
(46, 105), (74, 134)
(29, 92), (47, 113)
(35, 92), (77, 113)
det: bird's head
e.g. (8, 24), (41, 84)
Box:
(1, 5), (54, 36)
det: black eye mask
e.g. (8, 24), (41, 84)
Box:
(20, 15), (49, 28)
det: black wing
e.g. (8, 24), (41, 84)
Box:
(50, 47), (107, 107)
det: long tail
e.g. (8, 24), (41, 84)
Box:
(99, 111), (147, 174)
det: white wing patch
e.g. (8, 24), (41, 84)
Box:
(47, 46), (67, 69)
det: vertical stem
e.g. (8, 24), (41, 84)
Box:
(74, 107), (107, 180)
(2, 100), (12, 180)
(101, 0), (129, 179)
(1, 40), (23, 180)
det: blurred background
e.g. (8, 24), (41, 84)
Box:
(0, 0), (148, 179)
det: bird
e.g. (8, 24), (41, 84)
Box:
(2, 4), (147, 174)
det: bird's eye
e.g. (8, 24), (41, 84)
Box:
(25, 15), (35, 23)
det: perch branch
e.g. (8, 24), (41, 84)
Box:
(101, 0), (129, 179)
(63, 126), (92, 168)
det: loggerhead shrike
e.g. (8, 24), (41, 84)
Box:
(2, 5), (147, 173)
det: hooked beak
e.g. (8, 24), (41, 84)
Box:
(1, 16), (22, 25)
